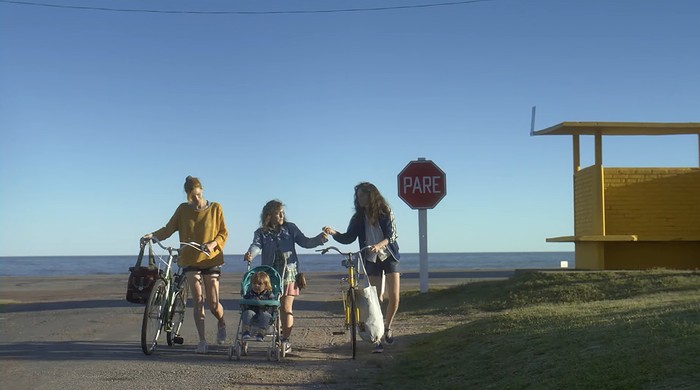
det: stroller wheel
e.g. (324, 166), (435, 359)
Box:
(242, 342), (248, 356)
(235, 341), (242, 360)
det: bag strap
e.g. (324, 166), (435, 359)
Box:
(147, 241), (155, 268)
(135, 241), (156, 268)
(357, 251), (373, 289)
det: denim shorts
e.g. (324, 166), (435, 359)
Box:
(364, 257), (399, 276)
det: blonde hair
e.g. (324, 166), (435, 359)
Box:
(184, 176), (202, 202)
(251, 271), (272, 291)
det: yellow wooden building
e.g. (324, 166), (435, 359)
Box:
(533, 122), (700, 270)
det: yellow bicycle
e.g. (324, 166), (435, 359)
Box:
(317, 245), (372, 359)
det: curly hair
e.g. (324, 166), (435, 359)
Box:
(260, 200), (285, 232)
(353, 182), (390, 225)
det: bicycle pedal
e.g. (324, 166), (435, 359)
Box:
(173, 336), (184, 344)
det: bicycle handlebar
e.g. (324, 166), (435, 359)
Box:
(141, 236), (211, 257)
(316, 246), (373, 257)
(180, 241), (211, 257)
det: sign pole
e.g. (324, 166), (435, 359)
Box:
(418, 208), (428, 293)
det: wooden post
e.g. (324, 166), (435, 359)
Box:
(573, 134), (581, 173)
(595, 131), (603, 166)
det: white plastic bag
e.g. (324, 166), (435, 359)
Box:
(356, 256), (385, 343)
(356, 284), (384, 343)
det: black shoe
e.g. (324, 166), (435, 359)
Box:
(384, 328), (394, 345)
(372, 343), (384, 353)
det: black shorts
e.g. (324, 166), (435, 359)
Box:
(183, 265), (222, 275)
(363, 257), (399, 277)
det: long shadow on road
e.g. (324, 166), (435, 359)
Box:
(0, 340), (249, 362)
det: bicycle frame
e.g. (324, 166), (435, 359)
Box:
(141, 237), (208, 355)
(317, 245), (372, 359)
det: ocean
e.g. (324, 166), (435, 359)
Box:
(0, 252), (574, 277)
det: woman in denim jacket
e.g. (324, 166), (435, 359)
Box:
(244, 200), (327, 354)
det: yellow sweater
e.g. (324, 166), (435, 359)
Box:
(152, 202), (228, 268)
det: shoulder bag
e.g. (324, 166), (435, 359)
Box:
(126, 241), (161, 304)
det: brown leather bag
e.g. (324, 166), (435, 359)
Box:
(295, 272), (307, 290)
(126, 241), (161, 304)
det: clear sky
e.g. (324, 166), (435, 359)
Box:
(1, 0), (698, 256)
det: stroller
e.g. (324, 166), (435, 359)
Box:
(228, 265), (286, 361)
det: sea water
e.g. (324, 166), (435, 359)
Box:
(0, 252), (574, 277)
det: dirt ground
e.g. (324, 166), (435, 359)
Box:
(0, 270), (512, 389)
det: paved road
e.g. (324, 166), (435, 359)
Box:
(0, 270), (512, 389)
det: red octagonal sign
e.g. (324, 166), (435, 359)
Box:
(397, 159), (447, 209)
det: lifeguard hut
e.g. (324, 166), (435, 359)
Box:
(532, 122), (700, 270)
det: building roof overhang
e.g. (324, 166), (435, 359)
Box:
(532, 122), (700, 136)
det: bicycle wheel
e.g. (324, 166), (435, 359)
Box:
(348, 288), (357, 360)
(141, 279), (167, 355)
(167, 276), (188, 346)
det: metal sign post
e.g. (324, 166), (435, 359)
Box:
(397, 157), (447, 293)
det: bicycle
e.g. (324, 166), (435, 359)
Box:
(316, 245), (372, 359)
(140, 237), (210, 355)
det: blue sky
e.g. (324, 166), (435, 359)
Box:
(1, 0), (698, 256)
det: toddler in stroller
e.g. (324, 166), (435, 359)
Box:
(229, 265), (285, 361)
(241, 271), (275, 341)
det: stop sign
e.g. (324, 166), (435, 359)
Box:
(397, 159), (447, 209)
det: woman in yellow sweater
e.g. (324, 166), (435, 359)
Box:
(143, 176), (228, 354)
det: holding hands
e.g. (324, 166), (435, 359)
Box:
(318, 230), (329, 242)
(322, 226), (337, 236)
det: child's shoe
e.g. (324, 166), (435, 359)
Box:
(255, 333), (264, 342)
(242, 330), (252, 341)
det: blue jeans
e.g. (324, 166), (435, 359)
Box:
(241, 309), (273, 332)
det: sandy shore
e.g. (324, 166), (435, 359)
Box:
(0, 270), (512, 389)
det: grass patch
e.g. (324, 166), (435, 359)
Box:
(370, 269), (700, 389)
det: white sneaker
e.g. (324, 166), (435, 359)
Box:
(216, 325), (227, 345)
(195, 340), (208, 354)
(281, 339), (292, 354)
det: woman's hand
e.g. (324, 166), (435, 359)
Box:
(322, 226), (337, 235)
(369, 239), (388, 253)
(204, 241), (217, 254)
(140, 233), (153, 246)
(244, 252), (252, 263)
(319, 231), (329, 242)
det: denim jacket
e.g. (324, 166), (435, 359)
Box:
(331, 209), (400, 261)
(247, 222), (327, 267)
